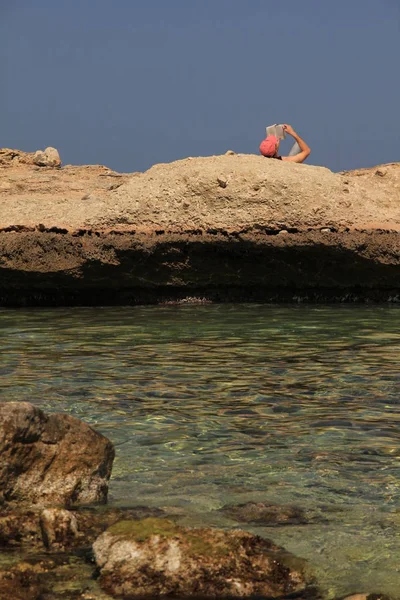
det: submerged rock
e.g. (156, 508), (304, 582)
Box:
(0, 402), (115, 507)
(0, 506), (166, 551)
(0, 564), (42, 600)
(220, 501), (323, 526)
(338, 595), (393, 600)
(0, 553), (112, 600)
(92, 517), (312, 598)
(0, 511), (43, 547)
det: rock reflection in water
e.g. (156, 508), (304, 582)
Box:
(0, 304), (399, 598)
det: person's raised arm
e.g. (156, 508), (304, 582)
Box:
(281, 124), (311, 163)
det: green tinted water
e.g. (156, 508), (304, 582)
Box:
(1, 305), (400, 598)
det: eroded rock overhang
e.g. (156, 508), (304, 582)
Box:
(1, 225), (399, 305)
(1, 149), (399, 305)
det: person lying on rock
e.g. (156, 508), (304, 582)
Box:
(259, 124), (311, 163)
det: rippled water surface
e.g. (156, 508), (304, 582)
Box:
(1, 305), (400, 598)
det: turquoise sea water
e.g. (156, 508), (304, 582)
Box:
(1, 305), (400, 598)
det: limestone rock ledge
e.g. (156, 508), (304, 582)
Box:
(1, 149), (399, 305)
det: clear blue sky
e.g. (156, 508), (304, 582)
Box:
(1, 1), (399, 173)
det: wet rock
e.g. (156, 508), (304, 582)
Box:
(221, 501), (319, 526)
(0, 402), (115, 507)
(0, 553), (109, 600)
(80, 591), (114, 600)
(93, 517), (311, 598)
(0, 511), (42, 547)
(0, 562), (43, 600)
(33, 146), (61, 168)
(162, 296), (212, 305)
(0, 505), (165, 551)
(338, 595), (393, 600)
(75, 506), (166, 546)
(40, 508), (79, 550)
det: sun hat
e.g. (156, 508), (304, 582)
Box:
(259, 135), (278, 157)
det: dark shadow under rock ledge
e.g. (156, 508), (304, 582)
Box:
(0, 229), (400, 306)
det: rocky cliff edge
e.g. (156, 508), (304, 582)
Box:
(0, 148), (399, 304)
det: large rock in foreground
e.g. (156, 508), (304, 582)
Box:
(0, 402), (115, 507)
(93, 518), (312, 599)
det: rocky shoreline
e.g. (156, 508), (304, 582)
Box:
(1, 148), (399, 306)
(0, 402), (390, 600)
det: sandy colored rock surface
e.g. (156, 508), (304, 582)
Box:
(1, 148), (400, 231)
(0, 148), (399, 304)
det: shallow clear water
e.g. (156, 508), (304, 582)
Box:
(1, 305), (400, 598)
